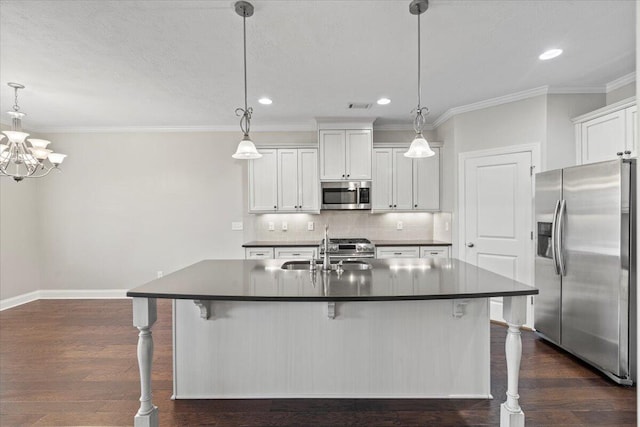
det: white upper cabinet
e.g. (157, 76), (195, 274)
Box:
(414, 148), (440, 211)
(319, 129), (372, 180)
(372, 146), (441, 212)
(249, 149), (278, 212)
(574, 98), (636, 165)
(249, 148), (319, 213)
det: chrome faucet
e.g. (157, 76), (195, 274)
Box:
(322, 224), (331, 271)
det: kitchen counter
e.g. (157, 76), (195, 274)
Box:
(127, 258), (534, 301)
(127, 258), (536, 427)
(372, 240), (451, 246)
(242, 240), (320, 247)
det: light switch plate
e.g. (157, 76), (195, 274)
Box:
(396, 221), (403, 230)
(307, 221), (314, 231)
(268, 222), (275, 231)
(231, 221), (243, 231)
(445, 221), (450, 231)
(282, 221), (288, 231)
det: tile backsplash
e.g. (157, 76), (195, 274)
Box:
(245, 211), (452, 243)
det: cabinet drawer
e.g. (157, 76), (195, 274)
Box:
(376, 246), (420, 259)
(420, 246), (450, 259)
(275, 247), (318, 259)
(245, 248), (275, 259)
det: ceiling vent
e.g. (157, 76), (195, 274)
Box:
(347, 102), (372, 110)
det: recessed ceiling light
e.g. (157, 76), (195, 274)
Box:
(539, 49), (563, 61)
(258, 97), (272, 105)
(377, 98), (391, 105)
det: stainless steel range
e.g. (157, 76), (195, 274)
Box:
(319, 238), (375, 260)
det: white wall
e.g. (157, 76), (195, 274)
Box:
(607, 81), (636, 105)
(546, 93), (606, 170)
(0, 176), (42, 300)
(33, 131), (251, 291)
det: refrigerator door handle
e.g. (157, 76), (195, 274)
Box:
(550, 200), (561, 275)
(556, 199), (567, 276)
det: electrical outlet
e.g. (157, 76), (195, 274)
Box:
(307, 221), (314, 231)
(445, 221), (450, 231)
(157, 271), (163, 278)
(282, 221), (288, 231)
(268, 222), (275, 231)
(396, 221), (403, 230)
(231, 221), (243, 231)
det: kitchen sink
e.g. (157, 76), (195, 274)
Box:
(281, 260), (372, 271)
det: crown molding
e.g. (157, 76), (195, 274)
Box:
(432, 86), (550, 128)
(373, 123), (435, 132)
(606, 72), (636, 93)
(21, 123), (318, 134)
(547, 86), (605, 94)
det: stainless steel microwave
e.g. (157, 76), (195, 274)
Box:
(321, 181), (371, 210)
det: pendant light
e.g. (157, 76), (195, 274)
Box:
(232, 1), (262, 160)
(404, 0), (435, 159)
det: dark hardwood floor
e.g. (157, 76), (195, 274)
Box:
(0, 299), (636, 426)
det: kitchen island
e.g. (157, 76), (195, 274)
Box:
(127, 258), (537, 427)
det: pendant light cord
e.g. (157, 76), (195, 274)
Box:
(243, 13), (248, 112)
(417, 11), (421, 110)
(235, 5), (252, 137)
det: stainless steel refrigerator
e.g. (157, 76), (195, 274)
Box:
(534, 158), (636, 385)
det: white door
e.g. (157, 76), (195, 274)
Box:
(248, 149), (278, 212)
(277, 149), (299, 211)
(345, 129), (372, 180)
(298, 149), (319, 212)
(319, 130), (346, 180)
(462, 151), (533, 324)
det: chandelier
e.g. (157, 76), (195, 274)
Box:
(232, 1), (262, 160)
(404, 0), (435, 159)
(1, 83), (67, 182)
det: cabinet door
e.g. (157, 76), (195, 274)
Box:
(245, 248), (275, 259)
(420, 246), (450, 259)
(376, 246), (420, 259)
(298, 149), (319, 212)
(625, 105), (637, 157)
(345, 129), (372, 180)
(393, 148), (414, 210)
(413, 147), (440, 211)
(372, 148), (393, 211)
(581, 110), (626, 164)
(248, 149), (278, 212)
(277, 149), (299, 211)
(319, 130), (346, 180)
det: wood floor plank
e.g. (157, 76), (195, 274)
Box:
(0, 299), (636, 426)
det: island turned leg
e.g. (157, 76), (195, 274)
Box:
(133, 297), (159, 427)
(500, 295), (527, 427)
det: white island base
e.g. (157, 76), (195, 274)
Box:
(133, 295), (527, 426)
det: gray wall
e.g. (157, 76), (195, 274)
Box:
(607, 81), (636, 105)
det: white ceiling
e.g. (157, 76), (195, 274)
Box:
(0, 0), (635, 131)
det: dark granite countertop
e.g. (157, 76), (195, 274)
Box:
(372, 240), (452, 247)
(243, 241), (320, 248)
(127, 258), (537, 302)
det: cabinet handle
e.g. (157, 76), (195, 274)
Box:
(256, 253), (265, 256)
(414, 204), (418, 208)
(342, 174), (345, 178)
(292, 253), (301, 256)
(394, 252), (403, 255)
(430, 252), (439, 255)
(274, 205), (277, 209)
(625, 150), (632, 155)
(347, 174), (350, 178)
(389, 205), (393, 208)
(393, 204), (397, 208)
(617, 152), (624, 157)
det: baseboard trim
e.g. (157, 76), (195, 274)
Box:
(1, 289), (128, 311)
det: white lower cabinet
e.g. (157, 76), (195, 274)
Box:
(245, 248), (275, 259)
(376, 246), (420, 259)
(274, 247), (318, 259)
(420, 246), (451, 259)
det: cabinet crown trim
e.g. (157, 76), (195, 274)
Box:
(572, 97), (636, 123)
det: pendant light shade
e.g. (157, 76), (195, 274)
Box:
(232, 134), (261, 159)
(404, 0), (435, 159)
(232, 1), (262, 160)
(405, 133), (435, 158)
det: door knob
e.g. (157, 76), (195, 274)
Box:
(467, 242), (475, 248)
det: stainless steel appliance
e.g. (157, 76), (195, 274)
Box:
(321, 181), (371, 210)
(535, 158), (636, 385)
(319, 238), (375, 260)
